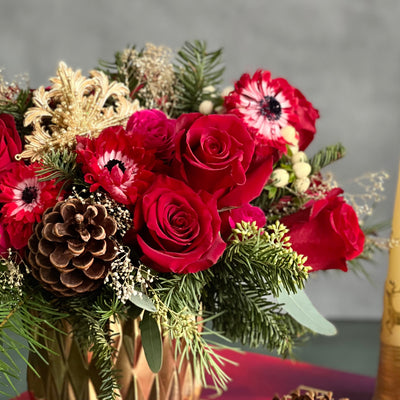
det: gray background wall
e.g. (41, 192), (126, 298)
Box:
(0, 0), (399, 320)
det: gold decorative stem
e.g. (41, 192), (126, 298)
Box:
(374, 162), (400, 400)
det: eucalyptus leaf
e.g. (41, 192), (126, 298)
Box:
(128, 291), (157, 312)
(278, 288), (337, 336)
(139, 311), (163, 373)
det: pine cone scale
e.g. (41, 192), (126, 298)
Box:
(72, 252), (94, 270)
(49, 246), (74, 268)
(60, 270), (84, 288)
(82, 261), (106, 279)
(38, 239), (54, 257)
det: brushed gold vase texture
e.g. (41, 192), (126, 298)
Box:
(27, 317), (202, 400)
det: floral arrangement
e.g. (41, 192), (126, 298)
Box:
(0, 41), (384, 398)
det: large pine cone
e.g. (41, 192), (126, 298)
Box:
(27, 198), (118, 297)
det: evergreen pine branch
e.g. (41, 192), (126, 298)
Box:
(310, 143), (346, 173)
(0, 287), (67, 395)
(172, 40), (224, 116)
(223, 221), (309, 296)
(36, 148), (83, 187)
(149, 291), (233, 392)
(154, 270), (211, 315)
(200, 221), (310, 354)
(64, 293), (126, 400)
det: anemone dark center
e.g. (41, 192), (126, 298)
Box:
(22, 186), (38, 204)
(105, 159), (126, 173)
(259, 96), (282, 121)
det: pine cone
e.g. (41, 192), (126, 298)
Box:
(27, 198), (118, 297)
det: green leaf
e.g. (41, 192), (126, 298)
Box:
(128, 292), (157, 312)
(277, 288), (337, 336)
(139, 311), (163, 373)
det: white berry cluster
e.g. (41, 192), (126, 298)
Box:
(198, 85), (234, 115)
(270, 126), (312, 193)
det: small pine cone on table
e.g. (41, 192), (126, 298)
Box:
(27, 198), (119, 297)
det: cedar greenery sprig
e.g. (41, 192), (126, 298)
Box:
(150, 292), (234, 391)
(66, 295), (125, 400)
(172, 40), (225, 116)
(35, 148), (83, 187)
(200, 221), (310, 355)
(310, 143), (346, 173)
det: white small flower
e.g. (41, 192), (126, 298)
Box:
(271, 168), (290, 188)
(294, 177), (311, 193)
(280, 125), (299, 146)
(203, 85), (216, 94)
(293, 162), (312, 179)
(221, 85), (234, 98)
(199, 100), (214, 115)
(288, 144), (299, 155)
(291, 151), (308, 164)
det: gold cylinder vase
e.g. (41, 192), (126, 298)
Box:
(27, 317), (202, 400)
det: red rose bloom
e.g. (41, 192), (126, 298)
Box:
(173, 113), (272, 207)
(134, 174), (226, 274)
(126, 109), (176, 164)
(0, 162), (61, 250)
(76, 126), (156, 206)
(224, 70), (319, 152)
(0, 113), (22, 176)
(280, 188), (365, 272)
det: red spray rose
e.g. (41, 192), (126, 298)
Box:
(134, 174), (226, 274)
(280, 188), (365, 272)
(0, 113), (22, 176)
(173, 113), (272, 207)
(220, 203), (266, 240)
(76, 126), (155, 206)
(126, 109), (176, 164)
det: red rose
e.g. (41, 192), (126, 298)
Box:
(292, 89), (319, 150)
(280, 188), (365, 271)
(134, 174), (226, 274)
(126, 109), (176, 164)
(173, 113), (271, 207)
(0, 114), (22, 175)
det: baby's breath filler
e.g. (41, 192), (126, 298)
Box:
(344, 171), (389, 220)
(0, 250), (28, 295)
(106, 247), (155, 304)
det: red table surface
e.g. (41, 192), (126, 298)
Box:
(203, 350), (376, 399)
(12, 350), (376, 400)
